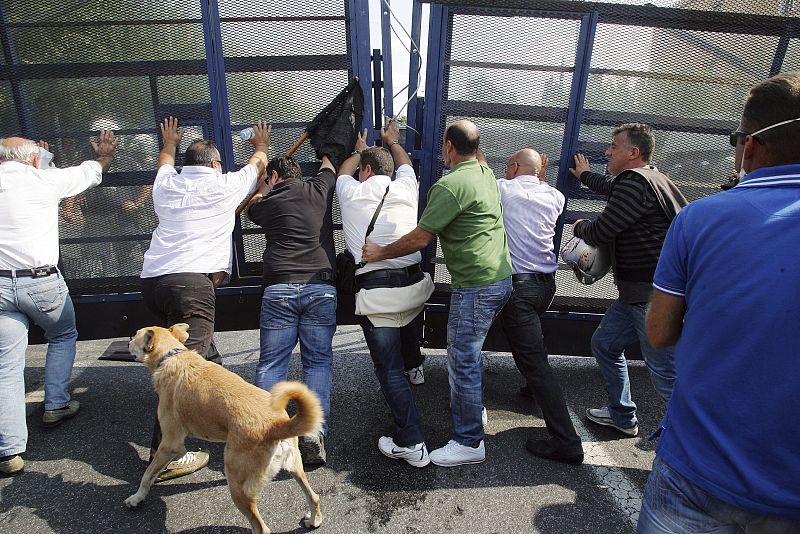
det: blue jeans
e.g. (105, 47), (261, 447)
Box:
(591, 299), (676, 429)
(447, 277), (512, 446)
(0, 271), (77, 456)
(638, 456), (800, 533)
(255, 284), (336, 435)
(359, 316), (424, 447)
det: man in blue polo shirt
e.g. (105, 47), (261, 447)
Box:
(639, 71), (800, 531)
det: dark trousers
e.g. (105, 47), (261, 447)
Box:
(141, 272), (223, 456)
(358, 269), (426, 446)
(500, 273), (582, 451)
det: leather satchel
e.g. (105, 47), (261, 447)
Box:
(335, 185), (390, 295)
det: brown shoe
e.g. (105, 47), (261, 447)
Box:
(155, 450), (210, 482)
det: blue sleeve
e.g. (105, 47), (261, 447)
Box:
(653, 210), (689, 297)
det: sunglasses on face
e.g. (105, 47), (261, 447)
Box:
(729, 131), (748, 147)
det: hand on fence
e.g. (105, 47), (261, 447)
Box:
(355, 128), (369, 153)
(249, 120), (271, 148)
(381, 116), (400, 146)
(570, 153), (590, 178)
(160, 117), (183, 148)
(538, 153), (548, 179)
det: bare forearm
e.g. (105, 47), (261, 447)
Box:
(157, 143), (177, 168)
(247, 143), (269, 176)
(338, 153), (360, 177)
(388, 141), (411, 168)
(377, 228), (432, 261)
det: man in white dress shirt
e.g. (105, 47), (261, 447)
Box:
(139, 117), (270, 481)
(497, 148), (584, 464)
(336, 119), (434, 467)
(0, 130), (118, 476)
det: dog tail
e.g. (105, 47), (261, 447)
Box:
(268, 381), (324, 441)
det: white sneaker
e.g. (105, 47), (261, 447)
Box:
(585, 407), (639, 437)
(406, 365), (424, 385)
(378, 436), (430, 467)
(482, 406), (488, 427)
(429, 440), (485, 467)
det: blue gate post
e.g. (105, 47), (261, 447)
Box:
(348, 0), (376, 143)
(200, 0), (242, 279)
(554, 10), (598, 252)
(418, 3), (449, 270)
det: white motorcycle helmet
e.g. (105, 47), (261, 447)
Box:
(559, 236), (611, 285)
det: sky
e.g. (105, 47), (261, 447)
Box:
(367, 0), (429, 118)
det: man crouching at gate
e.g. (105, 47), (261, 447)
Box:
(336, 118), (434, 467)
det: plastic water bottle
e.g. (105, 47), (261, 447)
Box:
(239, 127), (255, 140)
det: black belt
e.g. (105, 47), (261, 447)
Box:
(356, 263), (422, 284)
(0, 266), (58, 278)
(512, 272), (554, 282)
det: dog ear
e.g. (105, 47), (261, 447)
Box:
(168, 323), (190, 343)
(144, 330), (156, 353)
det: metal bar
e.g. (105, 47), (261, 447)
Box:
(445, 100), (567, 122)
(380, 0), (394, 119)
(0, 55), (349, 81)
(448, 60), (575, 73)
(404, 0), (423, 152)
(348, 0), (376, 144)
(201, 0), (241, 281)
(0, 5), (32, 136)
(418, 4), (449, 269)
(769, 25), (793, 76)
(372, 48), (384, 129)
(5, 16), (347, 28)
(554, 10), (598, 252)
(420, 0), (800, 37)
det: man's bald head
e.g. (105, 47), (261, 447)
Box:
(0, 137), (38, 165)
(444, 120), (480, 157)
(506, 148), (542, 179)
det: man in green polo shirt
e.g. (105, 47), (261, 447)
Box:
(362, 119), (512, 466)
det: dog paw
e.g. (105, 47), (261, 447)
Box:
(302, 511), (322, 528)
(124, 494), (143, 508)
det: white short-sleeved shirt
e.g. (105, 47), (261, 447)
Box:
(497, 174), (565, 274)
(141, 163), (258, 278)
(0, 160), (102, 270)
(336, 163), (421, 275)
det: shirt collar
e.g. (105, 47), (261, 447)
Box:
(511, 174), (542, 185)
(737, 164), (800, 188)
(449, 159), (480, 172)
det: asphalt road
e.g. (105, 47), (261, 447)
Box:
(1, 326), (666, 533)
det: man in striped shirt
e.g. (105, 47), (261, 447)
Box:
(569, 123), (687, 437)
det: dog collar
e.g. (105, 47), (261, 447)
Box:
(157, 348), (185, 368)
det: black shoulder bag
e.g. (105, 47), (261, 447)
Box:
(336, 185), (390, 295)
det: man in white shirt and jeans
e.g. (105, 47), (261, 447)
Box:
(0, 130), (118, 476)
(336, 119), (434, 467)
(139, 117), (269, 481)
(497, 149), (584, 465)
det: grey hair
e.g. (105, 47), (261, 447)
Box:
(0, 138), (38, 163)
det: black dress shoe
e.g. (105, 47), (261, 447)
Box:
(525, 437), (584, 465)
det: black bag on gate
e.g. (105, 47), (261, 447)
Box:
(335, 185), (390, 295)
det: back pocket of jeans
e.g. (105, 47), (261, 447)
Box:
(28, 283), (68, 313)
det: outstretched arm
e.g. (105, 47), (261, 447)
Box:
(157, 117), (183, 169)
(246, 120), (271, 177)
(362, 226), (434, 262)
(338, 128), (369, 177)
(381, 117), (411, 168)
(91, 130), (119, 172)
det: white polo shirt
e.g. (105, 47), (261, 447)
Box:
(141, 163), (258, 278)
(336, 163), (421, 275)
(0, 160), (102, 270)
(498, 174), (565, 274)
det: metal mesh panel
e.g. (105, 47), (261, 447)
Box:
(2, 0), (355, 294)
(428, 1), (797, 312)
(217, 0), (353, 277)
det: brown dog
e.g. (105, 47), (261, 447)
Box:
(125, 324), (323, 533)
